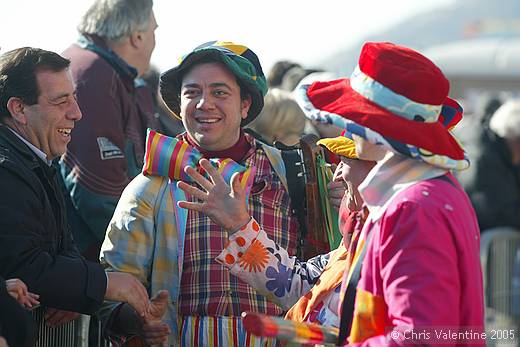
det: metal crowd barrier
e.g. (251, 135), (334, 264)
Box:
(32, 307), (89, 347)
(480, 227), (520, 347)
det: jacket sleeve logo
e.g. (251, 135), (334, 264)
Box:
(97, 137), (124, 160)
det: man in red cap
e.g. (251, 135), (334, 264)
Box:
(178, 42), (485, 346)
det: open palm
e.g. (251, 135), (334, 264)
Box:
(177, 158), (251, 232)
(142, 290), (171, 345)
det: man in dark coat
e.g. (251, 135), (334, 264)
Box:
(457, 100), (520, 231)
(0, 47), (151, 333)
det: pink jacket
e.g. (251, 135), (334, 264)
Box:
(347, 173), (485, 346)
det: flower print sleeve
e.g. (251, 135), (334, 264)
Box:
(216, 218), (332, 310)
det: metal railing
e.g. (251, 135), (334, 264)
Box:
(32, 307), (90, 347)
(480, 227), (520, 347)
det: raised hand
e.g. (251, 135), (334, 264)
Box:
(332, 158), (376, 211)
(105, 272), (149, 317)
(177, 158), (251, 232)
(5, 278), (39, 309)
(142, 290), (171, 346)
(327, 180), (346, 211)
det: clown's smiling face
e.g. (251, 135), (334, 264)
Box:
(179, 62), (251, 151)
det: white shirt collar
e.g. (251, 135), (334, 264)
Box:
(7, 127), (53, 166)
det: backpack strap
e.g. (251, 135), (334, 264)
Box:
(244, 129), (308, 258)
(260, 141), (308, 259)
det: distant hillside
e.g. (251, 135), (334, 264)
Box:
(320, 0), (520, 76)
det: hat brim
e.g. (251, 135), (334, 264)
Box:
(160, 50), (264, 125)
(317, 136), (357, 159)
(307, 78), (464, 158)
(297, 80), (470, 170)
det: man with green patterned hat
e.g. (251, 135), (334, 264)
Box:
(99, 41), (307, 346)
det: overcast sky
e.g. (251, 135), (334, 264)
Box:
(0, 0), (455, 73)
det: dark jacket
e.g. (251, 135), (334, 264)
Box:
(60, 34), (159, 260)
(0, 125), (106, 314)
(457, 121), (520, 231)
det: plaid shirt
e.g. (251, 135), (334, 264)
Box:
(101, 133), (299, 346)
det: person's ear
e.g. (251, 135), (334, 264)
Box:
(129, 30), (143, 49)
(6, 97), (28, 125)
(240, 95), (252, 119)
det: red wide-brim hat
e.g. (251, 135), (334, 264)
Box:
(296, 42), (469, 171)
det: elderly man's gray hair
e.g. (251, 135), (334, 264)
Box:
(78, 0), (153, 43)
(490, 100), (520, 140)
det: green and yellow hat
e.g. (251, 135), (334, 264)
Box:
(160, 41), (268, 125)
